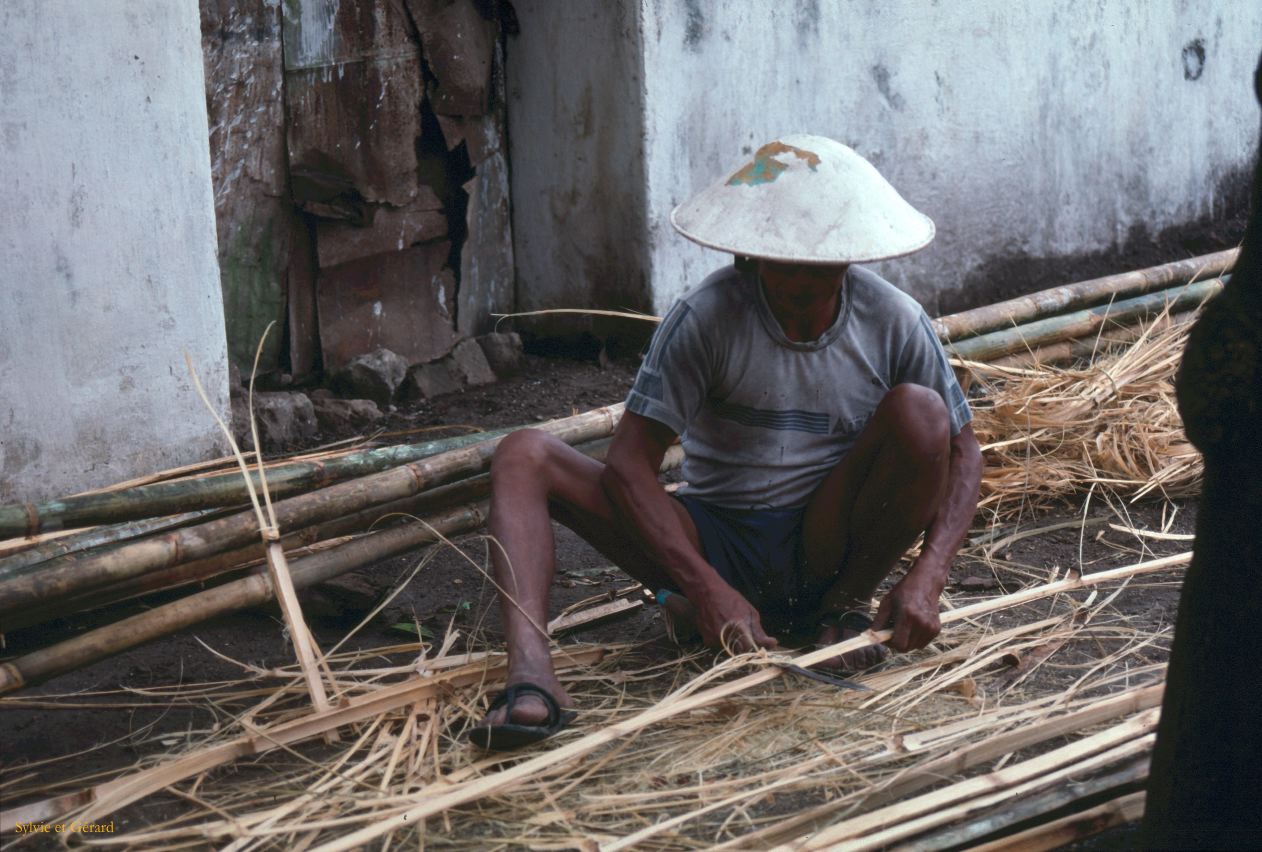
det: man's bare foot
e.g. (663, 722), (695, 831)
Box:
(815, 611), (888, 672)
(477, 668), (573, 728)
(657, 590), (700, 644)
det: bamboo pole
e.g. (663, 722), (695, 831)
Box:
(0, 424), (526, 539)
(0, 508), (229, 580)
(989, 309), (1198, 369)
(945, 278), (1223, 363)
(967, 791), (1146, 852)
(932, 248), (1236, 341)
(905, 757), (1146, 851)
(0, 444), (681, 692)
(0, 404), (625, 618)
(282, 552), (1189, 852)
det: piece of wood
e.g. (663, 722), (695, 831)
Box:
(968, 791), (1146, 852)
(0, 403), (625, 615)
(297, 553), (1187, 852)
(946, 279), (1223, 364)
(1, 647), (605, 834)
(933, 249), (1237, 342)
(547, 598), (643, 636)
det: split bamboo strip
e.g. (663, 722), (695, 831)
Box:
(781, 717), (1157, 851)
(932, 248), (1235, 341)
(904, 757), (1146, 851)
(0, 647), (606, 833)
(945, 278), (1222, 363)
(0, 404), (624, 617)
(547, 598), (644, 635)
(966, 790), (1146, 852)
(293, 552), (1188, 852)
(716, 683), (1163, 849)
(0, 424), (525, 539)
(0, 445), (680, 691)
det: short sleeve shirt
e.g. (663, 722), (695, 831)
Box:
(625, 264), (971, 510)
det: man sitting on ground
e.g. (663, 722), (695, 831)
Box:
(469, 135), (983, 750)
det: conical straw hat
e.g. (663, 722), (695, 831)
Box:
(670, 134), (934, 264)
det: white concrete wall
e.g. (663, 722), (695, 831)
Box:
(509, 0), (1262, 316)
(0, 1), (230, 504)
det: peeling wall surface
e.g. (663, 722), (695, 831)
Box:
(0, 0), (229, 503)
(509, 1), (1262, 315)
(203, 0), (513, 376)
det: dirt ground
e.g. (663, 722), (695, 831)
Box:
(0, 217), (1241, 848)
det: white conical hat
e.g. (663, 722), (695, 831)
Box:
(670, 134), (934, 264)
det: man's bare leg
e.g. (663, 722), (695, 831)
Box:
(479, 429), (700, 728)
(802, 384), (951, 670)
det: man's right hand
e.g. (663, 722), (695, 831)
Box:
(693, 583), (778, 653)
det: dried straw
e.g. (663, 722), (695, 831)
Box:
(967, 315), (1201, 521)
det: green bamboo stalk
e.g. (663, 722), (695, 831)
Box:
(0, 508), (232, 580)
(0, 404), (624, 619)
(933, 248), (1236, 342)
(945, 279), (1223, 363)
(0, 424), (523, 540)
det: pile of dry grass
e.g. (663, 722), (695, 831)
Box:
(967, 317), (1201, 522)
(1, 542), (1180, 849)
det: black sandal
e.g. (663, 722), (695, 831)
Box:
(465, 682), (577, 751)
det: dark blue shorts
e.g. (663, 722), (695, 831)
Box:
(676, 494), (819, 632)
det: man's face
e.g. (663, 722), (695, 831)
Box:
(757, 261), (849, 313)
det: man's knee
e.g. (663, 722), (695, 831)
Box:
(490, 428), (560, 484)
(878, 384), (950, 462)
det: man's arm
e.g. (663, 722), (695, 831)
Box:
(600, 411), (777, 651)
(872, 422), (983, 651)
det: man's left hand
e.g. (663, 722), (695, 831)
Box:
(871, 571), (942, 652)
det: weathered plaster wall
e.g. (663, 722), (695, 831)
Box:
(506, 0), (651, 318)
(509, 1), (1262, 316)
(0, 0), (229, 504)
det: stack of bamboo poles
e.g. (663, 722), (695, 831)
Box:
(0, 404), (678, 692)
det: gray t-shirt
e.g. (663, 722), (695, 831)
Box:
(626, 264), (971, 510)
